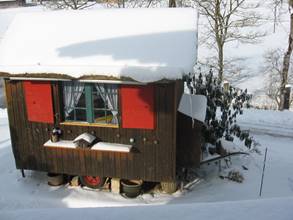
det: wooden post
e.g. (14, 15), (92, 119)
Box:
(284, 85), (291, 110)
(223, 81), (230, 92)
(161, 181), (178, 194)
(111, 178), (120, 194)
(259, 148), (268, 197)
(21, 169), (25, 178)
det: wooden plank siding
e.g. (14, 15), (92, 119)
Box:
(5, 80), (21, 168)
(175, 80), (203, 168)
(5, 79), (186, 182)
(176, 114), (203, 168)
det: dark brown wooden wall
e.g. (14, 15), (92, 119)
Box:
(5, 80), (179, 182)
(176, 113), (203, 168)
(175, 80), (203, 168)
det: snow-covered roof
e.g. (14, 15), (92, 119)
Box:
(0, 8), (198, 83)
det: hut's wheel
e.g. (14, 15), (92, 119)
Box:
(161, 181), (178, 194)
(79, 176), (106, 189)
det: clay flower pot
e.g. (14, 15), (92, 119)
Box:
(121, 179), (143, 198)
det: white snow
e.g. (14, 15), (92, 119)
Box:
(73, 132), (96, 144)
(91, 142), (132, 153)
(178, 94), (207, 122)
(44, 140), (132, 152)
(238, 109), (293, 137)
(0, 6), (45, 41)
(44, 140), (77, 149)
(0, 108), (293, 219)
(44, 139), (132, 152)
(1, 197), (293, 220)
(0, 8), (198, 83)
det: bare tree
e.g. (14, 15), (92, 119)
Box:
(263, 49), (293, 109)
(169, 0), (176, 7)
(194, 0), (265, 82)
(42, 0), (97, 10)
(278, 0), (293, 110)
(103, 0), (161, 8)
(43, 0), (159, 9)
(264, 49), (284, 109)
(270, 0), (286, 33)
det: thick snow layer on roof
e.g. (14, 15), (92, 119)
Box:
(0, 8), (198, 82)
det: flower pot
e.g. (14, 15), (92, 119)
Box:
(51, 134), (59, 143)
(121, 179), (143, 198)
(51, 128), (62, 143)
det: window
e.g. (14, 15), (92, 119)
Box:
(63, 82), (118, 125)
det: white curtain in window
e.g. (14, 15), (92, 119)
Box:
(95, 84), (118, 124)
(63, 82), (85, 117)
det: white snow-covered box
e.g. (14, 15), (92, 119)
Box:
(73, 132), (96, 148)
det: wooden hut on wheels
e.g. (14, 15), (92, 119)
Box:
(0, 8), (207, 194)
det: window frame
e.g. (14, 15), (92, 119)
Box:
(60, 82), (120, 128)
(66, 87), (87, 122)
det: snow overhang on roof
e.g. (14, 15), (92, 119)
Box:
(0, 8), (198, 83)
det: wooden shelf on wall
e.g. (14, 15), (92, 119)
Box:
(44, 140), (133, 153)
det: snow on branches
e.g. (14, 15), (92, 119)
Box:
(184, 70), (255, 151)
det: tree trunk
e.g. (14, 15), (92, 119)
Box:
(218, 43), (224, 82)
(169, 0), (176, 7)
(280, 13), (293, 110)
(283, 86), (291, 109)
(214, 0), (224, 82)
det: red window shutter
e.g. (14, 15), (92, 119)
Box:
(23, 81), (54, 124)
(121, 85), (155, 129)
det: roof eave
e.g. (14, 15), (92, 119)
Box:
(1, 72), (177, 84)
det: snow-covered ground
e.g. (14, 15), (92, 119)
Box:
(0, 108), (293, 218)
(238, 109), (293, 137)
(0, 4), (293, 219)
(1, 197), (293, 220)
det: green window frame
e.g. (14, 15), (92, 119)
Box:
(63, 82), (119, 125)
